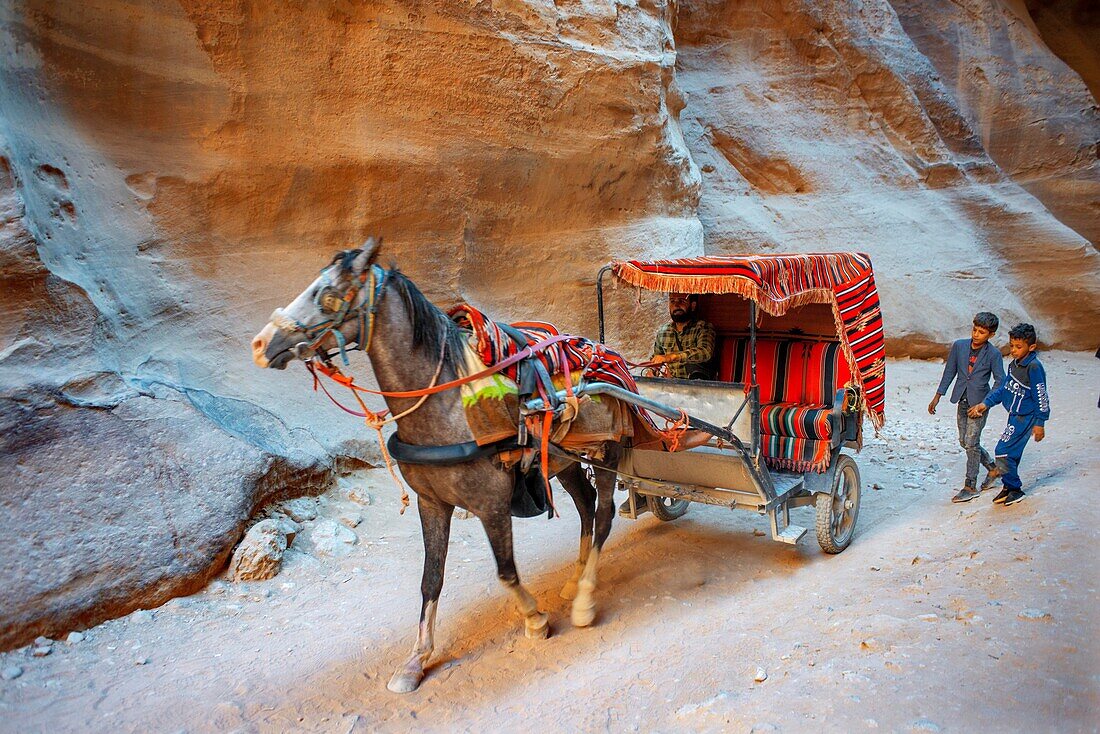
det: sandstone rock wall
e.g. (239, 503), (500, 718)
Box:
(0, 0), (1096, 650)
(891, 0), (1100, 248)
(0, 0), (701, 649)
(674, 0), (1099, 355)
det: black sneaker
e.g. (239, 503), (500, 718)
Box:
(952, 487), (980, 503)
(1002, 488), (1025, 506)
(980, 470), (1000, 492)
(992, 487), (1012, 504)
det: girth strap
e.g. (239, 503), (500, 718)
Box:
(386, 433), (523, 466)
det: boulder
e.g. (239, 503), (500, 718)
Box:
(311, 520), (358, 558)
(228, 520), (288, 582)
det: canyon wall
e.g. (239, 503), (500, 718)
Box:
(0, 0), (1096, 649)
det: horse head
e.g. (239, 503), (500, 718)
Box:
(252, 237), (383, 369)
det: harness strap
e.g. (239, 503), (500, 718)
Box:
(310, 332), (576, 400)
(539, 410), (557, 517)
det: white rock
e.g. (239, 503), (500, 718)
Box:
(135, 657), (150, 666)
(346, 487), (373, 506)
(33, 636), (52, 647)
(753, 667), (768, 682)
(132, 609), (153, 623)
(1018, 608), (1052, 621)
(281, 497), (319, 523)
(311, 520), (358, 557)
(916, 613), (939, 622)
(338, 511), (362, 528)
(65, 631), (85, 644)
(1, 666), (23, 680)
(229, 519), (287, 582)
(32, 646), (51, 657)
(272, 515), (302, 546)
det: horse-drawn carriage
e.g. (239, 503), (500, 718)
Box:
(253, 243), (886, 692)
(531, 253), (887, 553)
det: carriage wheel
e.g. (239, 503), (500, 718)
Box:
(648, 495), (690, 521)
(815, 454), (860, 554)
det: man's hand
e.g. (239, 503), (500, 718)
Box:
(651, 353), (678, 365)
(927, 394), (940, 415)
(1033, 425), (1045, 442)
(967, 404), (987, 419)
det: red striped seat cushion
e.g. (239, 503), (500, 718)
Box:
(716, 336), (746, 383)
(751, 339), (805, 404)
(803, 341), (853, 406)
(761, 435), (831, 473)
(760, 403), (833, 440)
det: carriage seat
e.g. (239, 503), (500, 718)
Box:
(716, 336), (854, 470)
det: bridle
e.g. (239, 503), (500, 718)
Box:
(271, 263), (390, 366)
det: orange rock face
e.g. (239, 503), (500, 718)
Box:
(0, 0), (1096, 648)
(675, 0), (1098, 355)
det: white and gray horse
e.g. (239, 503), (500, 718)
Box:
(252, 239), (625, 693)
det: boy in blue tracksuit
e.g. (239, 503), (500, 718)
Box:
(968, 323), (1050, 506)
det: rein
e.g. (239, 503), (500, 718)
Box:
(289, 265), (580, 515)
(278, 261), (689, 519)
(309, 332), (576, 400)
(307, 325), (580, 519)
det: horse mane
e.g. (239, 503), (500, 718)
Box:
(388, 269), (467, 373)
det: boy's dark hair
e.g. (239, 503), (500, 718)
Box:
(973, 312), (998, 332)
(1009, 322), (1037, 345)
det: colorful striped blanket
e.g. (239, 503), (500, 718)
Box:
(448, 305), (662, 450)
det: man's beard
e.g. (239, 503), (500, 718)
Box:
(670, 309), (691, 323)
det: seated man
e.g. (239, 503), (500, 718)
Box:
(650, 293), (717, 380)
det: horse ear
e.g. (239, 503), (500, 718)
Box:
(351, 237), (381, 274)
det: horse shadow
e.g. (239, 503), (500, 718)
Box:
(283, 511), (842, 715)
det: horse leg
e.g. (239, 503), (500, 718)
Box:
(572, 445), (621, 628)
(388, 496), (453, 694)
(480, 510), (550, 640)
(556, 462), (595, 600)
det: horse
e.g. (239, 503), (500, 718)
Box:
(251, 238), (626, 693)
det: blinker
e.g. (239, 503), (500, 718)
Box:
(319, 289), (344, 314)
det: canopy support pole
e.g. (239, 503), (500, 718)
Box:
(596, 265), (612, 344)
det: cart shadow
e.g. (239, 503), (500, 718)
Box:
(281, 512), (846, 715)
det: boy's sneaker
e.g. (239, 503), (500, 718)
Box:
(1002, 488), (1026, 506)
(951, 487), (980, 503)
(980, 469), (1000, 492)
(992, 487), (1013, 504)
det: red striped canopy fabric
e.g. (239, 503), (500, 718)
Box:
(612, 253), (886, 429)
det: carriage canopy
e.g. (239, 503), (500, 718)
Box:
(610, 252), (886, 429)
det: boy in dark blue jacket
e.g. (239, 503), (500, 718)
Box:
(929, 312), (1005, 503)
(969, 323), (1050, 506)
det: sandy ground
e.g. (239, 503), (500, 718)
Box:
(2, 353), (1097, 733)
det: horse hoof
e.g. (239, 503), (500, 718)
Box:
(559, 581), (578, 600)
(571, 603), (596, 628)
(387, 668), (424, 694)
(525, 614), (550, 640)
